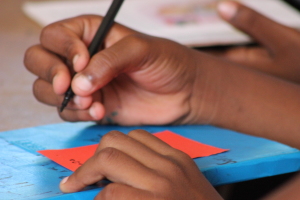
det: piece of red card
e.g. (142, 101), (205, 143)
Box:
(38, 130), (228, 171)
(39, 144), (98, 171)
(154, 130), (228, 158)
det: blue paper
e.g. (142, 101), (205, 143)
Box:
(0, 122), (300, 199)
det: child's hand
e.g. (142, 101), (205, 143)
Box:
(24, 15), (211, 125)
(214, 1), (300, 83)
(59, 130), (223, 200)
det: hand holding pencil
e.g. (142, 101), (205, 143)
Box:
(24, 0), (300, 130)
(24, 13), (206, 125)
(60, 0), (125, 112)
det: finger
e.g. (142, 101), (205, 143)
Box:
(95, 183), (153, 200)
(58, 101), (105, 122)
(41, 15), (136, 72)
(33, 78), (65, 106)
(96, 130), (173, 170)
(59, 147), (160, 193)
(40, 16), (92, 72)
(128, 129), (187, 159)
(128, 130), (194, 169)
(33, 79), (94, 110)
(24, 45), (71, 95)
(97, 130), (196, 182)
(217, 1), (300, 53)
(71, 34), (151, 96)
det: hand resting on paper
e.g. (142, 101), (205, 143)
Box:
(59, 129), (223, 200)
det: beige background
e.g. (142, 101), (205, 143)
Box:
(0, 0), (67, 132)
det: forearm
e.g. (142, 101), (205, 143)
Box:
(190, 52), (300, 148)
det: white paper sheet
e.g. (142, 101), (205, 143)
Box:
(23, 0), (300, 46)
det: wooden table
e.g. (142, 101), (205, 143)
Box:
(0, 0), (65, 132)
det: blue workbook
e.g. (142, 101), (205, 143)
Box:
(0, 122), (299, 200)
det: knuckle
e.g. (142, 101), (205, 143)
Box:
(40, 23), (56, 43)
(100, 183), (120, 200)
(173, 149), (192, 162)
(24, 45), (63, 83)
(41, 23), (78, 60)
(168, 150), (200, 179)
(127, 129), (148, 137)
(153, 176), (172, 192)
(96, 147), (120, 165)
(125, 34), (151, 53)
(62, 39), (78, 60)
(164, 158), (185, 177)
(45, 63), (60, 83)
(100, 130), (124, 146)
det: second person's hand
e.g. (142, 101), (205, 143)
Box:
(213, 1), (300, 83)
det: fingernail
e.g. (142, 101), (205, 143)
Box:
(89, 105), (98, 120)
(52, 74), (59, 90)
(61, 176), (69, 185)
(74, 74), (93, 92)
(217, 1), (237, 20)
(73, 95), (81, 107)
(73, 54), (79, 67)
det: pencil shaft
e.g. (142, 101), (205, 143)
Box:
(89, 0), (124, 56)
(60, 0), (124, 112)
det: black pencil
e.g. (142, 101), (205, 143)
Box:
(60, 0), (125, 112)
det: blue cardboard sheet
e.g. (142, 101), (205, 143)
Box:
(0, 122), (300, 200)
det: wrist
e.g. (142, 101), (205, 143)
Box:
(182, 52), (225, 125)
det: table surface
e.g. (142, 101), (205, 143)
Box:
(1, 122), (300, 200)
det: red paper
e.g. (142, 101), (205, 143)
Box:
(39, 144), (98, 171)
(154, 130), (228, 158)
(38, 130), (228, 171)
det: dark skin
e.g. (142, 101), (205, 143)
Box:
(59, 130), (223, 200)
(213, 1), (300, 83)
(24, 1), (300, 199)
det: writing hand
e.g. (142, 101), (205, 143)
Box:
(59, 130), (222, 200)
(214, 1), (300, 83)
(24, 15), (205, 125)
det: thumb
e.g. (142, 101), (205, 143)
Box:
(71, 34), (151, 96)
(217, 1), (297, 53)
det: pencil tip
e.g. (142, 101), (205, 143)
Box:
(60, 87), (75, 112)
(59, 105), (65, 113)
(60, 98), (69, 112)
